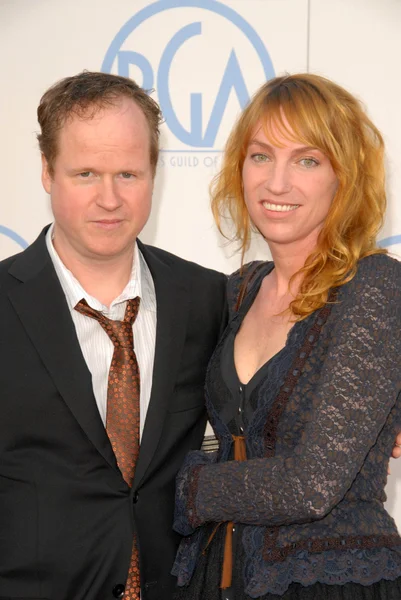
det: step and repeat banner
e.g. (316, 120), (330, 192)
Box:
(1, 0), (401, 518)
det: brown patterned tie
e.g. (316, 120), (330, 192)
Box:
(75, 297), (141, 599)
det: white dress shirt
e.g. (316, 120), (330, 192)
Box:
(46, 225), (157, 438)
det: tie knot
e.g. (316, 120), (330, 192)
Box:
(75, 297), (140, 348)
(124, 297), (140, 325)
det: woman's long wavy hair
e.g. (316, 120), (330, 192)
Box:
(211, 73), (387, 319)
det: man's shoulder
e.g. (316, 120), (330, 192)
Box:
(0, 250), (30, 300)
(139, 241), (226, 282)
(0, 249), (25, 281)
(0, 228), (51, 293)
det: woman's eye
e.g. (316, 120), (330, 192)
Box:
(299, 158), (319, 168)
(251, 153), (269, 163)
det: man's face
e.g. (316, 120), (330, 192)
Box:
(42, 97), (154, 267)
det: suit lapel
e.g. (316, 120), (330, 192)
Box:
(7, 230), (117, 472)
(8, 232), (190, 485)
(134, 242), (190, 488)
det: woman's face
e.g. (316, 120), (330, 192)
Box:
(242, 119), (338, 251)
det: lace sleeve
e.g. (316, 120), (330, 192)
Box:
(174, 449), (217, 535)
(190, 256), (401, 528)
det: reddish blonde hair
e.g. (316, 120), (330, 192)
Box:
(211, 73), (386, 319)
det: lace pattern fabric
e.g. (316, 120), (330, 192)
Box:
(173, 254), (401, 596)
(243, 526), (401, 597)
(174, 522), (401, 599)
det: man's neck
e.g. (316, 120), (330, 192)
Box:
(73, 260), (133, 307)
(53, 241), (135, 307)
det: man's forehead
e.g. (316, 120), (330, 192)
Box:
(56, 100), (150, 149)
(62, 97), (145, 127)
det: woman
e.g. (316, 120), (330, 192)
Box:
(172, 73), (401, 599)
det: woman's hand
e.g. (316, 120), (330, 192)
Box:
(392, 432), (401, 458)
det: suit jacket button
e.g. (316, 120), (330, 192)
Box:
(133, 491), (139, 503)
(112, 583), (125, 598)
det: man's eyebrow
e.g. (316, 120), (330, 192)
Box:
(65, 167), (146, 176)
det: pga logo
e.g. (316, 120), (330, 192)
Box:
(0, 225), (28, 253)
(102, 0), (274, 150)
(379, 235), (401, 250)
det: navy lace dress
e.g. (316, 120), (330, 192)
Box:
(173, 256), (401, 599)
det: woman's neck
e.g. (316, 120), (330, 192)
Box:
(267, 236), (317, 298)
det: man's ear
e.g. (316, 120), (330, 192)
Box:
(41, 154), (52, 194)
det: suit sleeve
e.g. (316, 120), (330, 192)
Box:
(174, 256), (401, 533)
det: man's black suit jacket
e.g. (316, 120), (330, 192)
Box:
(0, 228), (227, 600)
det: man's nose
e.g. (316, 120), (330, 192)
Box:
(96, 180), (123, 210)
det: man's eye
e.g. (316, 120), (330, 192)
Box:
(121, 172), (134, 179)
(79, 172), (92, 178)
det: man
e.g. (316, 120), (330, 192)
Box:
(0, 72), (226, 600)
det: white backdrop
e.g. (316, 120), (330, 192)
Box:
(1, 0), (401, 524)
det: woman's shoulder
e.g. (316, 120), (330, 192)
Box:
(357, 252), (401, 276)
(351, 253), (401, 292)
(336, 253), (401, 322)
(227, 260), (273, 314)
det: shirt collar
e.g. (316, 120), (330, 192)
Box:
(46, 223), (156, 313)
